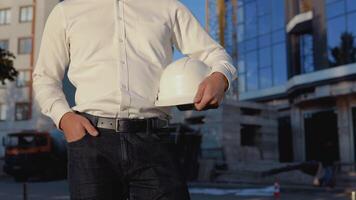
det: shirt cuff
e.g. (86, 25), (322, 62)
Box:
(209, 64), (233, 92)
(50, 100), (74, 132)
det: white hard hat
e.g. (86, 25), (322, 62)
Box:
(155, 57), (211, 107)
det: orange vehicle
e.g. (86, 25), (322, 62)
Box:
(2, 130), (67, 182)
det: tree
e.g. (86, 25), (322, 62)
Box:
(0, 47), (18, 85)
(330, 32), (356, 67)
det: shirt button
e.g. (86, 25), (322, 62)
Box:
(118, 16), (123, 20)
(121, 61), (125, 64)
(119, 39), (124, 43)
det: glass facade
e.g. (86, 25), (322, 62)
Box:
(326, 0), (356, 67)
(299, 34), (314, 73)
(236, 0), (287, 93)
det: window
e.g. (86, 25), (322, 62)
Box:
(16, 70), (31, 87)
(241, 125), (261, 147)
(18, 37), (32, 54)
(259, 67), (273, 89)
(326, 0), (356, 67)
(15, 102), (30, 121)
(259, 47), (271, 67)
(0, 39), (9, 50)
(300, 34), (314, 73)
(273, 43), (287, 85)
(346, 0), (356, 12)
(0, 103), (7, 121)
(0, 8), (11, 25)
(19, 6), (33, 23)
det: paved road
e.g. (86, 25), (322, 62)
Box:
(0, 178), (349, 200)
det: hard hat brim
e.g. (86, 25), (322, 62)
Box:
(155, 95), (195, 107)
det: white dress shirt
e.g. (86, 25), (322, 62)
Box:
(32, 0), (237, 131)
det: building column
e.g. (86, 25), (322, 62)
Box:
(336, 96), (353, 163)
(291, 105), (305, 162)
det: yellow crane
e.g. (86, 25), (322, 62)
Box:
(205, 0), (238, 63)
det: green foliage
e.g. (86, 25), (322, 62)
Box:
(330, 32), (356, 67)
(0, 47), (18, 85)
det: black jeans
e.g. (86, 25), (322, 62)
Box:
(66, 124), (191, 200)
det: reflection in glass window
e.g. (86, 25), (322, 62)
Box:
(326, 0), (356, 67)
(246, 51), (259, 91)
(238, 74), (246, 93)
(258, 15), (271, 35)
(300, 34), (314, 73)
(259, 47), (271, 67)
(259, 67), (273, 89)
(346, 0), (356, 11)
(234, 0), (287, 93)
(238, 6), (244, 23)
(237, 24), (245, 42)
(238, 54), (245, 73)
(257, 0), (271, 16)
(347, 12), (356, 36)
(271, 0), (285, 30)
(247, 69), (258, 91)
(238, 41), (245, 53)
(245, 2), (257, 39)
(326, 1), (345, 19)
(259, 34), (271, 47)
(327, 16), (346, 47)
(246, 51), (258, 70)
(273, 43), (287, 85)
(272, 29), (286, 44)
(245, 39), (257, 51)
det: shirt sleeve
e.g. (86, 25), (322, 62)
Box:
(170, 0), (237, 91)
(32, 3), (74, 131)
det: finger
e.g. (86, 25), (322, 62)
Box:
(82, 120), (99, 136)
(195, 90), (213, 111)
(194, 82), (206, 103)
(203, 99), (219, 110)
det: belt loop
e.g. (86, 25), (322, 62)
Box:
(146, 119), (149, 135)
(92, 115), (98, 127)
(115, 112), (119, 133)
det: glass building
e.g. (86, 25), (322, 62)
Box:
(207, 0), (356, 165)
(236, 0), (287, 93)
(210, 0), (356, 99)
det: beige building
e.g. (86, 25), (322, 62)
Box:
(0, 0), (60, 156)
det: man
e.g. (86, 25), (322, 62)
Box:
(32, 0), (237, 199)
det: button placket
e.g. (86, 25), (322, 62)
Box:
(115, 0), (127, 117)
(117, 0), (130, 117)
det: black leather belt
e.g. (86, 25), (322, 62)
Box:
(75, 111), (169, 133)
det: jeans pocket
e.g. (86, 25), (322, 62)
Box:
(67, 131), (89, 146)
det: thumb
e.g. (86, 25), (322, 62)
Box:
(82, 120), (99, 136)
(194, 83), (205, 103)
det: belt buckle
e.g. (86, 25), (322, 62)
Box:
(115, 118), (120, 132)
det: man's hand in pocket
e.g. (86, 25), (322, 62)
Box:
(59, 112), (99, 143)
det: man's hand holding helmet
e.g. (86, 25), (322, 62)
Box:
(194, 72), (228, 111)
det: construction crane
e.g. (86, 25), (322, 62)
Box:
(205, 0), (238, 66)
(206, 0), (239, 97)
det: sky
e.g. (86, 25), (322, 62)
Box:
(173, 0), (206, 59)
(180, 0), (206, 24)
